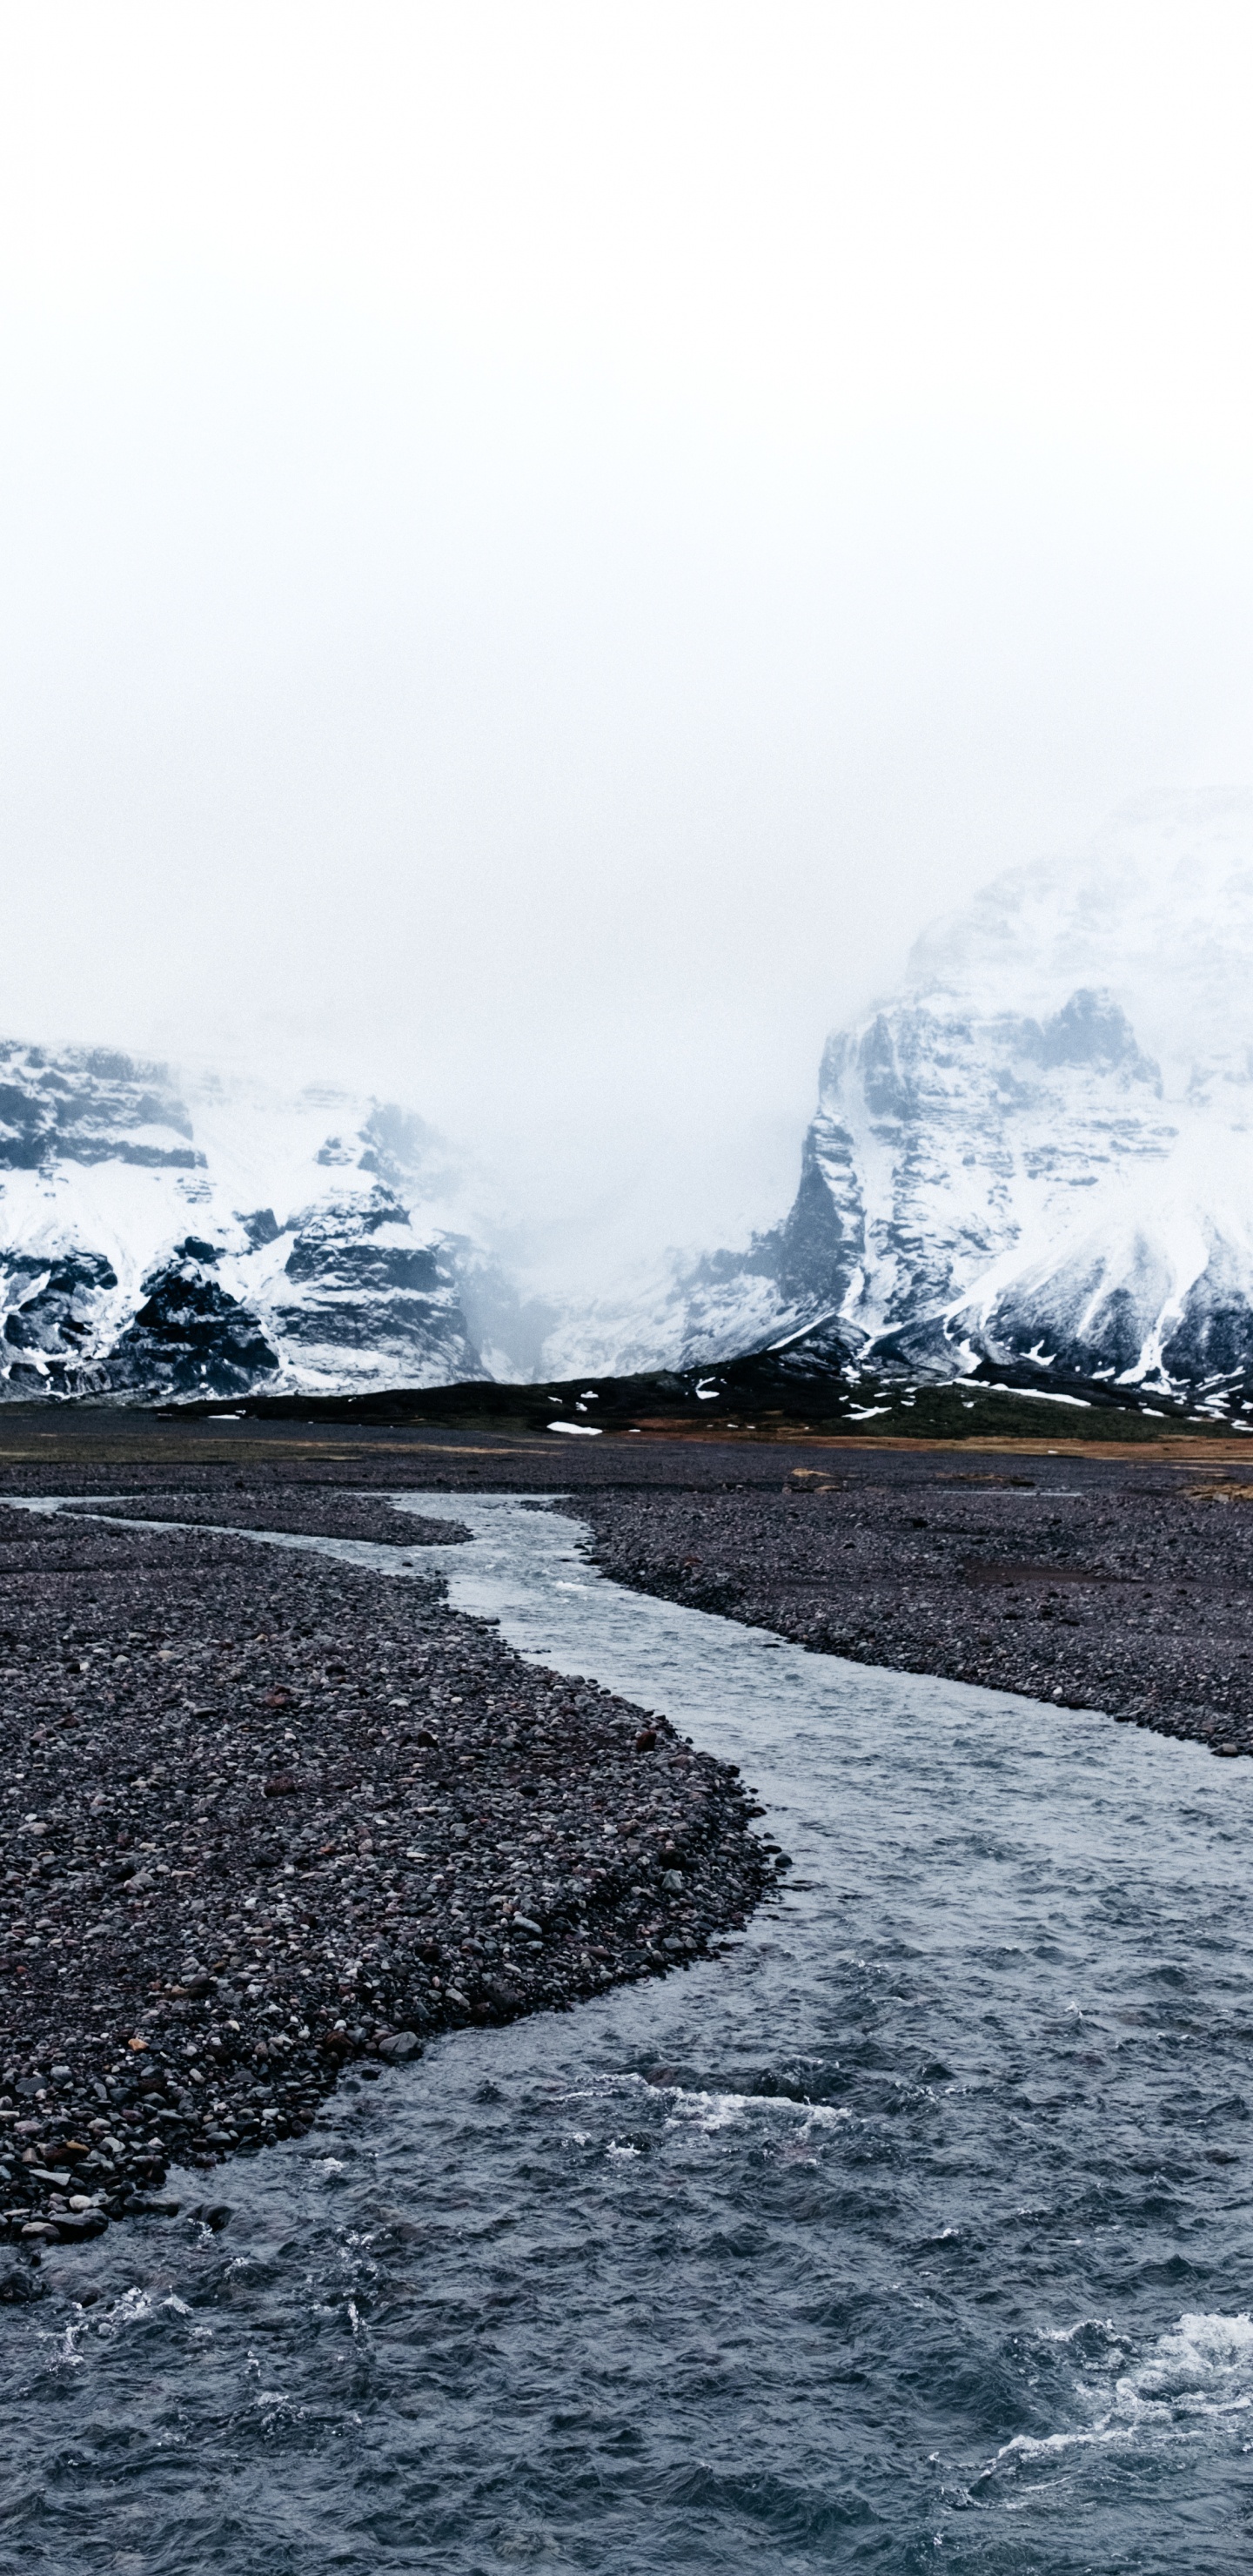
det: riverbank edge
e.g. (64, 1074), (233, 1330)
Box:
(0, 1493), (781, 2275)
(559, 1479), (1253, 1765)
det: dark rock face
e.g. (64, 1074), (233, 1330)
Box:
(1, 1254), (119, 1394)
(102, 1251), (280, 1397)
(1033, 986), (1161, 1080)
(271, 1190), (479, 1381)
(775, 1116), (864, 1310)
(282, 1191), (439, 1291)
(238, 1208), (280, 1249)
(0, 1043), (201, 1171)
(0, 1041), (489, 1401)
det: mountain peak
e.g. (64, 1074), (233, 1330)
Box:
(559, 797), (1253, 1410)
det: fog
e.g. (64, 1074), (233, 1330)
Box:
(2, 3), (1252, 1285)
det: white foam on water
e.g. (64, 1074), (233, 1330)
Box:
(661, 2086), (850, 2138)
(560, 2068), (850, 2141)
(985, 2310), (1253, 2481)
(1126, 2308), (1253, 2410)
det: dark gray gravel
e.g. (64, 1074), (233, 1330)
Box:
(0, 1490), (770, 2257)
(78, 1493), (460, 1545)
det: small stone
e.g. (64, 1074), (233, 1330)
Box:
(660, 1870), (685, 1894)
(0, 2263), (44, 2299)
(378, 2030), (422, 2063)
(55, 2211), (107, 2242)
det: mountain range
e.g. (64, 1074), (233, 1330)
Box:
(4, 794), (1253, 1410)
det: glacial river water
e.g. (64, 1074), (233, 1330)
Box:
(3, 1491), (1253, 2574)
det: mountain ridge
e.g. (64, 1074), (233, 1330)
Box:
(627, 795), (1253, 1420)
(0, 1043), (487, 1399)
(7, 795), (1253, 1412)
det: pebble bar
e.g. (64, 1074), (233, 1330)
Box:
(0, 1491), (776, 2258)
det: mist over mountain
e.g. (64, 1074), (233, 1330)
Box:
(609, 792), (1253, 1412)
(4, 795), (1253, 1409)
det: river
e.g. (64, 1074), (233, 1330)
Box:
(3, 1489), (1252, 2573)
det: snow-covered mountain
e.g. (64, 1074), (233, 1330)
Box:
(0, 1048), (492, 1398)
(594, 791), (1253, 1405)
(10, 792), (1253, 1407)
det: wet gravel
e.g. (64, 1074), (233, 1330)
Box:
(0, 1491), (771, 2259)
(573, 1454), (1253, 1754)
(83, 1493), (458, 1546)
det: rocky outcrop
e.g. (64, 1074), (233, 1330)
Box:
(0, 1042), (201, 1172)
(270, 1190), (479, 1385)
(771, 983), (1179, 1366)
(2, 1251), (121, 1393)
(0, 1049), (486, 1400)
(101, 1244), (280, 1399)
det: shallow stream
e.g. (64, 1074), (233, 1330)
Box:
(3, 1490), (1253, 2573)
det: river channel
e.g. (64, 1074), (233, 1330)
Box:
(3, 1489), (1252, 2573)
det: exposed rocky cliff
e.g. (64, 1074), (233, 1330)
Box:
(623, 795), (1253, 1413)
(0, 1046), (484, 1399)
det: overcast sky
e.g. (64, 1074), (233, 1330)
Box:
(2, 3), (1252, 1279)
